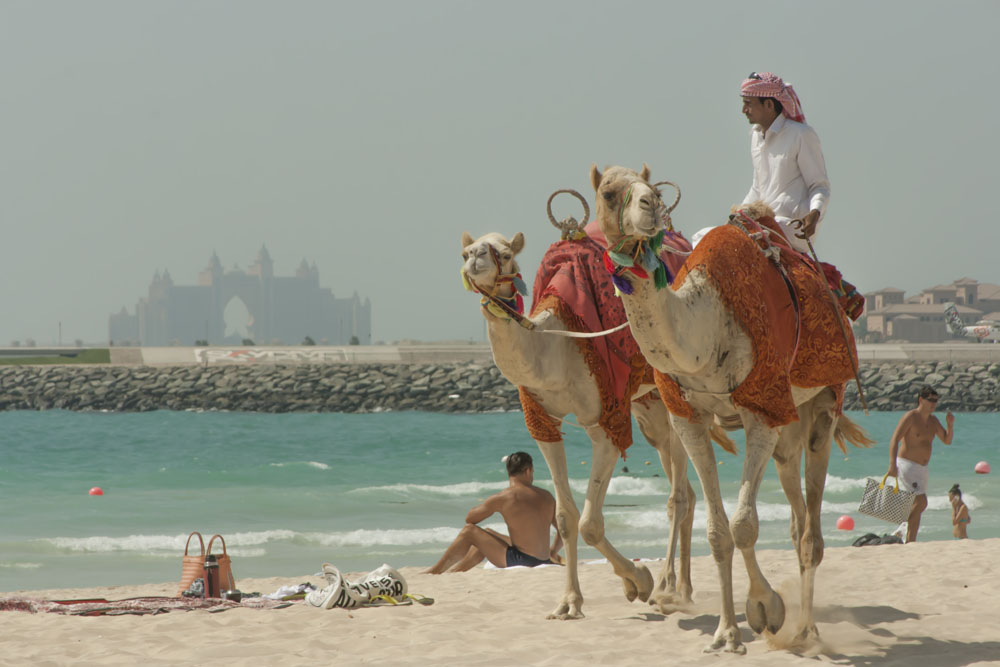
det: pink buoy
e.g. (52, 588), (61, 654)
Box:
(975, 461), (991, 474)
(89, 487), (104, 496)
(836, 515), (854, 531)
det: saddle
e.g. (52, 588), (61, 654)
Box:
(654, 209), (858, 428)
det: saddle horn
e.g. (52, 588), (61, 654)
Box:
(652, 180), (681, 213)
(546, 189), (590, 240)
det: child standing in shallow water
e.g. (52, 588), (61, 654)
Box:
(949, 484), (970, 539)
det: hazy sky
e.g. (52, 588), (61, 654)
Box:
(3, 1), (998, 345)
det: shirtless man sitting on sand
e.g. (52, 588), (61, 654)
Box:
(887, 385), (955, 543)
(425, 451), (563, 573)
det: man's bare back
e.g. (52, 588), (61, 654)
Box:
(425, 452), (563, 574)
(494, 484), (556, 561)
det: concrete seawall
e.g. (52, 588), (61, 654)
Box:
(100, 343), (1000, 367)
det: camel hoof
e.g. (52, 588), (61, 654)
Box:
(547, 600), (584, 620)
(648, 587), (692, 613)
(704, 631), (746, 655)
(622, 564), (654, 603)
(745, 589), (786, 635)
(795, 624), (820, 645)
(648, 591), (676, 610)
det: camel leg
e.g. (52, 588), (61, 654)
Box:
(734, 409), (785, 637)
(772, 423), (807, 567)
(795, 394), (836, 644)
(633, 399), (694, 608)
(577, 425), (654, 605)
(670, 414), (744, 654)
(535, 439), (584, 620)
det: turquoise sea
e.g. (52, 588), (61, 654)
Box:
(1, 409), (995, 593)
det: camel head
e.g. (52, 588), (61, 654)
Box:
(590, 163), (662, 247)
(460, 231), (526, 298)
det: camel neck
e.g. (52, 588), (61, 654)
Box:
(620, 274), (717, 376)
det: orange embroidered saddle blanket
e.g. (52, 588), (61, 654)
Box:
(655, 215), (857, 428)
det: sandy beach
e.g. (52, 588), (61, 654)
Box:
(2, 538), (998, 666)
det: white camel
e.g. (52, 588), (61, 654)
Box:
(459, 224), (735, 620)
(590, 164), (872, 652)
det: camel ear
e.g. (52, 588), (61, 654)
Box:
(590, 163), (602, 192)
(510, 232), (525, 255)
(639, 163), (651, 182)
(461, 231), (475, 248)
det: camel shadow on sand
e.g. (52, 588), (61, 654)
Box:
(822, 636), (1000, 667)
(633, 604), (1000, 665)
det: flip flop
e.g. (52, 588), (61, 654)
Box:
(361, 593), (435, 607)
(363, 594), (412, 607)
(402, 593), (434, 606)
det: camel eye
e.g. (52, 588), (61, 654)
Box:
(462, 251), (469, 259)
(602, 190), (615, 201)
(502, 253), (511, 261)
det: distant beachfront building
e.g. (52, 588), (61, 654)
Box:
(864, 278), (1000, 343)
(109, 247), (371, 346)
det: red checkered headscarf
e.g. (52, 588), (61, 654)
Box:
(741, 72), (805, 123)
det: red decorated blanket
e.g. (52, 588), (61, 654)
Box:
(520, 221), (690, 453)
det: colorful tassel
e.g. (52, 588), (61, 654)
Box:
(512, 274), (528, 296)
(603, 252), (617, 274)
(611, 273), (634, 295)
(484, 301), (508, 320)
(461, 269), (475, 292)
(640, 245), (659, 272)
(650, 230), (665, 253)
(629, 264), (650, 279)
(653, 261), (668, 290)
(607, 249), (634, 268)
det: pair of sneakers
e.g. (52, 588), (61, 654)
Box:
(305, 563), (407, 609)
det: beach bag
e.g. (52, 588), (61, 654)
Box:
(177, 532), (206, 597)
(306, 563), (408, 609)
(348, 563), (407, 599)
(858, 474), (915, 524)
(206, 534), (237, 596)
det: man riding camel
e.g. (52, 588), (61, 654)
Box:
(738, 71), (830, 254)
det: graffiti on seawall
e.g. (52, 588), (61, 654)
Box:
(195, 348), (352, 364)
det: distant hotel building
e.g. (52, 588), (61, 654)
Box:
(109, 247), (371, 346)
(863, 277), (1000, 343)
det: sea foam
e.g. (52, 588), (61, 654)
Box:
(350, 481), (507, 497)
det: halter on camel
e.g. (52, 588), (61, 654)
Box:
(461, 190), (643, 340)
(460, 241), (535, 330)
(602, 181), (689, 295)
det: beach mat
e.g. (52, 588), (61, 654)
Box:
(0, 596), (295, 616)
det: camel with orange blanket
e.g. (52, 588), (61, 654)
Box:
(459, 213), (736, 620)
(591, 163), (872, 653)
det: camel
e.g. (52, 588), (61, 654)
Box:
(590, 164), (872, 653)
(459, 215), (736, 620)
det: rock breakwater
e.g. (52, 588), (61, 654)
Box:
(0, 364), (520, 413)
(0, 360), (997, 414)
(845, 360), (1000, 412)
